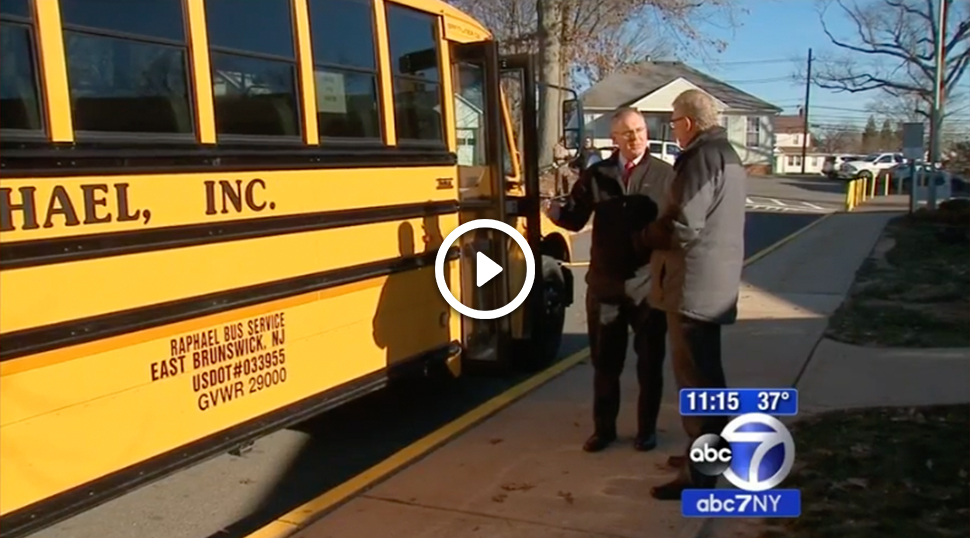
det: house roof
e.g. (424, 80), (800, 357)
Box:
(581, 61), (782, 113)
(774, 115), (806, 133)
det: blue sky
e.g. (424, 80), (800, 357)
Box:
(686, 0), (970, 131)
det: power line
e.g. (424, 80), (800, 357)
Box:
(723, 76), (793, 84)
(710, 58), (802, 66)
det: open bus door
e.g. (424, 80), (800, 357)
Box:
(450, 40), (514, 373)
(450, 42), (571, 374)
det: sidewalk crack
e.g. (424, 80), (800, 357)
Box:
(360, 494), (633, 538)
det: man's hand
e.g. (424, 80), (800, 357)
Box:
(542, 198), (564, 221)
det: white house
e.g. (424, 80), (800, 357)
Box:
(454, 94), (483, 166)
(772, 114), (828, 174)
(577, 61), (782, 174)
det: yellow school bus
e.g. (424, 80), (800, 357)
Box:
(0, 0), (578, 535)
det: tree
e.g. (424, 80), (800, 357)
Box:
(806, 0), (970, 134)
(814, 122), (862, 152)
(879, 118), (898, 150)
(448, 0), (743, 167)
(861, 115), (880, 153)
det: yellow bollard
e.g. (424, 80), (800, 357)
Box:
(869, 175), (877, 198)
(883, 174), (890, 196)
(844, 180), (853, 210)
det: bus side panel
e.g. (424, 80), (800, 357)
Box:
(0, 166), (457, 335)
(0, 223), (459, 516)
(0, 166), (457, 244)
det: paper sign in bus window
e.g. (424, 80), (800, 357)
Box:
(315, 71), (347, 114)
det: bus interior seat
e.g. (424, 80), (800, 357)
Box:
(73, 96), (180, 133)
(215, 94), (298, 137)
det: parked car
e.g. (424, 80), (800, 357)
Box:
(887, 162), (956, 192)
(649, 140), (681, 165)
(839, 152), (904, 180)
(822, 154), (863, 179)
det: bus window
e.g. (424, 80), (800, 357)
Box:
(453, 61), (486, 166)
(60, 0), (192, 135)
(385, 4), (443, 142)
(0, 0), (43, 133)
(205, 0), (300, 138)
(307, 0), (382, 140)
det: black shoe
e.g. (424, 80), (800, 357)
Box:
(650, 478), (690, 500)
(582, 432), (616, 452)
(633, 432), (657, 452)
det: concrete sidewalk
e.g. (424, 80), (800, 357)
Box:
(288, 210), (963, 538)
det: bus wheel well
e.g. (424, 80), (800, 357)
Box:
(540, 233), (570, 263)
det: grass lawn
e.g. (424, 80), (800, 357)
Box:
(715, 405), (969, 538)
(826, 205), (969, 347)
(761, 405), (970, 538)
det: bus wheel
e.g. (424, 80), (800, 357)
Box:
(520, 256), (567, 372)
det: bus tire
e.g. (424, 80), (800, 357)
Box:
(519, 256), (567, 372)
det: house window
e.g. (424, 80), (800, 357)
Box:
(786, 155), (794, 166)
(720, 115), (728, 129)
(793, 134), (800, 146)
(745, 116), (760, 147)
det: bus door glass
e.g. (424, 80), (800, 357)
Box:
(451, 40), (511, 366)
(497, 54), (542, 342)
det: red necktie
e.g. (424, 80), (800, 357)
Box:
(623, 161), (635, 188)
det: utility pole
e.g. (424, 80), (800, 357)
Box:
(927, 0), (947, 209)
(929, 0), (947, 166)
(800, 48), (813, 174)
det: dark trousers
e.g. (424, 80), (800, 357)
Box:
(586, 292), (667, 437)
(667, 312), (728, 487)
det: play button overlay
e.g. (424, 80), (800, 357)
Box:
(476, 251), (503, 287)
(435, 218), (535, 321)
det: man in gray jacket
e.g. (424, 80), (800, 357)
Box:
(636, 89), (746, 500)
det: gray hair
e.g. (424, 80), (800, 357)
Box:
(610, 106), (643, 124)
(672, 89), (721, 130)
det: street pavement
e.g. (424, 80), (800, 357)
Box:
(746, 174), (847, 210)
(30, 210), (825, 538)
(745, 195), (835, 213)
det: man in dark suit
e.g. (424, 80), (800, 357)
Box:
(544, 107), (676, 453)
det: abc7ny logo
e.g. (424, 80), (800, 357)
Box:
(690, 413), (796, 492)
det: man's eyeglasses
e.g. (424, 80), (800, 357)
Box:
(669, 116), (687, 129)
(612, 126), (646, 139)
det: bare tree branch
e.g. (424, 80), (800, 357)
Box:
(802, 0), (970, 134)
(448, 0), (744, 166)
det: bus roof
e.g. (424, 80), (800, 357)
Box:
(402, 0), (492, 41)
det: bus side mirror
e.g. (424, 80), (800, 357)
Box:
(562, 98), (583, 150)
